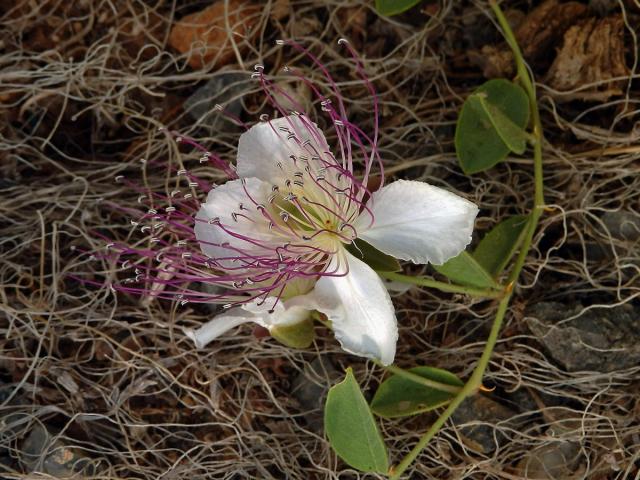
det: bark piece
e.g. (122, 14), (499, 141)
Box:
(168, 0), (259, 69)
(546, 16), (629, 101)
(514, 0), (588, 65)
(473, 0), (588, 78)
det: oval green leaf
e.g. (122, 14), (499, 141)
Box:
(371, 367), (463, 418)
(324, 368), (389, 473)
(473, 214), (530, 278)
(455, 79), (530, 174)
(346, 238), (401, 273)
(375, 0), (421, 16)
(476, 94), (529, 155)
(433, 251), (499, 289)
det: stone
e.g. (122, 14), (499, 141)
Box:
(602, 211), (640, 242)
(21, 424), (94, 477)
(515, 439), (582, 478)
(451, 395), (519, 454)
(168, 0), (259, 69)
(526, 302), (640, 372)
(291, 356), (341, 433)
(184, 73), (246, 126)
(515, 423), (582, 478)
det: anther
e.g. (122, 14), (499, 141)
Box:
(177, 169), (187, 176)
(260, 113), (269, 121)
(214, 104), (223, 111)
(147, 208), (157, 215)
(275, 39), (285, 45)
(137, 195), (146, 203)
(184, 193), (193, 199)
(115, 175), (124, 182)
(231, 212), (238, 222)
(209, 217), (220, 225)
(188, 182), (198, 187)
(170, 190), (180, 197)
(165, 206), (176, 213)
(338, 38), (349, 45)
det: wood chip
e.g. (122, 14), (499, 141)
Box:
(168, 0), (259, 69)
(545, 16), (629, 101)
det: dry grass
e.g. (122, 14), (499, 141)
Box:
(1, 0), (639, 478)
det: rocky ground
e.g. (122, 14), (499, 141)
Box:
(0, 0), (639, 478)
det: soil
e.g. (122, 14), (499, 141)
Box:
(1, 1), (639, 479)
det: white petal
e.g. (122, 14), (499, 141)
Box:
(242, 298), (313, 329)
(353, 180), (478, 265)
(299, 250), (398, 365)
(184, 299), (312, 349)
(184, 310), (256, 348)
(194, 178), (278, 265)
(236, 115), (331, 183)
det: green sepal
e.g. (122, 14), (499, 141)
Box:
(270, 315), (316, 349)
(346, 239), (401, 273)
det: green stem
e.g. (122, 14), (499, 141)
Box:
(381, 364), (462, 395)
(389, 2), (545, 478)
(379, 271), (503, 299)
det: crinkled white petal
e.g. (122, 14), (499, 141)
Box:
(194, 178), (278, 265)
(353, 179), (478, 265)
(236, 115), (331, 184)
(242, 298), (313, 328)
(297, 250), (398, 365)
(184, 310), (257, 349)
(184, 298), (313, 349)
